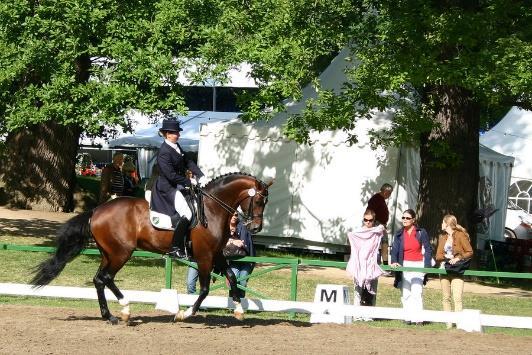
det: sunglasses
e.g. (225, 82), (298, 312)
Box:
(363, 218), (374, 222)
(402, 216), (413, 220)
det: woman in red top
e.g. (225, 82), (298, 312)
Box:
(390, 209), (433, 325)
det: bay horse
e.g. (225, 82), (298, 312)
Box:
(32, 172), (272, 324)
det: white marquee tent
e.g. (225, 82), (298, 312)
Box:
(198, 50), (514, 251)
(480, 107), (532, 182)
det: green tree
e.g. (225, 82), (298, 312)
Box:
(218, 0), (531, 246)
(0, 0), (219, 211)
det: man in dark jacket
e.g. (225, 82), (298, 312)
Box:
(99, 152), (125, 204)
(367, 183), (393, 265)
(150, 119), (208, 258)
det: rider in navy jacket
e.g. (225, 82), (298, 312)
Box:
(151, 118), (205, 258)
(151, 141), (203, 216)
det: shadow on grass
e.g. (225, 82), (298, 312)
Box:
(0, 218), (63, 237)
(470, 277), (532, 293)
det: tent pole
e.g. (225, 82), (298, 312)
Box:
(487, 237), (500, 284)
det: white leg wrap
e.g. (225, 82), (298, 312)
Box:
(121, 305), (130, 315)
(119, 297), (130, 306)
(234, 302), (244, 314)
(183, 307), (194, 319)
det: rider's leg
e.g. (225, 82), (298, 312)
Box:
(168, 216), (189, 258)
(168, 190), (192, 258)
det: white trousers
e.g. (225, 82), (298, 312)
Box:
(401, 260), (425, 322)
(174, 190), (192, 221)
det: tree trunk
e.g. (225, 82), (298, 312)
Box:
(2, 122), (81, 212)
(417, 85), (480, 252)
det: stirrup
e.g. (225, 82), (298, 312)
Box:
(168, 247), (188, 259)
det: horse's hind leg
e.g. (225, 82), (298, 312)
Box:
(105, 275), (130, 323)
(94, 267), (119, 324)
(94, 253), (132, 324)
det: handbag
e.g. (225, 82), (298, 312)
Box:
(444, 258), (471, 275)
(222, 242), (247, 258)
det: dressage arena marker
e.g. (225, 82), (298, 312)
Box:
(309, 284), (352, 324)
(1, 282), (531, 332)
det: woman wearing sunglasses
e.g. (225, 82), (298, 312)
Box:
(346, 209), (385, 320)
(390, 209), (432, 325)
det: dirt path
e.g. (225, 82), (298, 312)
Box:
(1, 206), (530, 297)
(0, 304), (531, 355)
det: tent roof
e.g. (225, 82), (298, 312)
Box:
(480, 107), (532, 179)
(80, 110), (240, 151)
(479, 144), (514, 166)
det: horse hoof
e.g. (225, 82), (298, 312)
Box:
(121, 312), (130, 323)
(234, 312), (244, 321)
(174, 310), (186, 322)
(107, 316), (119, 325)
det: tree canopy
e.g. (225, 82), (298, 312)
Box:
(0, 0), (530, 242)
(0, 0), (228, 137)
(216, 1), (531, 148)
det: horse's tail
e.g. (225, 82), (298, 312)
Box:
(31, 210), (93, 287)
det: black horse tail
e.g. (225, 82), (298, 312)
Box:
(31, 210), (93, 287)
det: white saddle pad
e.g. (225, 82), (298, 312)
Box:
(149, 211), (174, 230)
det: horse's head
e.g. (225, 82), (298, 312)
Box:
(237, 177), (273, 234)
(203, 173), (273, 234)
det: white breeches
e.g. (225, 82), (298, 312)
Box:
(401, 260), (425, 322)
(174, 190), (192, 221)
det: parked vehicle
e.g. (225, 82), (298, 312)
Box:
(505, 200), (532, 239)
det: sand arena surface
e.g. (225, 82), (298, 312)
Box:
(1, 304), (532, 355)
(1, 206), (532, 354)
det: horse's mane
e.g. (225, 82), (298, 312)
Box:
(205, 172), (266, 189)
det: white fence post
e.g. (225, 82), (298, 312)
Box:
(457, 309), (483, 332)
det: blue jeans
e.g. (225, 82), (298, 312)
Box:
(230, 262), (254, 298)
(186, 266), (198, 294)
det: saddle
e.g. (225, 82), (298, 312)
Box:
(146, 187), (206, 230)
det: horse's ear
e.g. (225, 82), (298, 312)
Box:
(266, 179), (274, 187)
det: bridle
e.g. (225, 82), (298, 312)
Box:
(199, 183), (268, 224)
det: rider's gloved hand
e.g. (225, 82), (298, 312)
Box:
(198, 176), (208, 187)
(189, 177), (198, 186)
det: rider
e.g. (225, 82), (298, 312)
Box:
(150, 118), (208, 258)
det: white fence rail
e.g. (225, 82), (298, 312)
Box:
(1, 283), (531, 332)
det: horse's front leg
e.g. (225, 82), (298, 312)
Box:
(224, 265), (244, 320)
(174, 260), (211, 322)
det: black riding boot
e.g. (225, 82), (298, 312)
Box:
(168, 216), (190, 259)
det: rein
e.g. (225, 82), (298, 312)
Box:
(199, 187), (267, 223)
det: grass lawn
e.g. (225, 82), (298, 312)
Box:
(1, 234), (531, 336)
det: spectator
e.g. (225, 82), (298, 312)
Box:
(99, 152), (125, 204)
(435, 214), (473, 329)
(367, 183), (393, 266)
(186, 213), (255, 298)
(346, 209), (384, 320)
(390, 209), (432, 325)
(122, 158), (139, 196)
(186, 263), (199, 295)
(226, 212), (255, 298)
